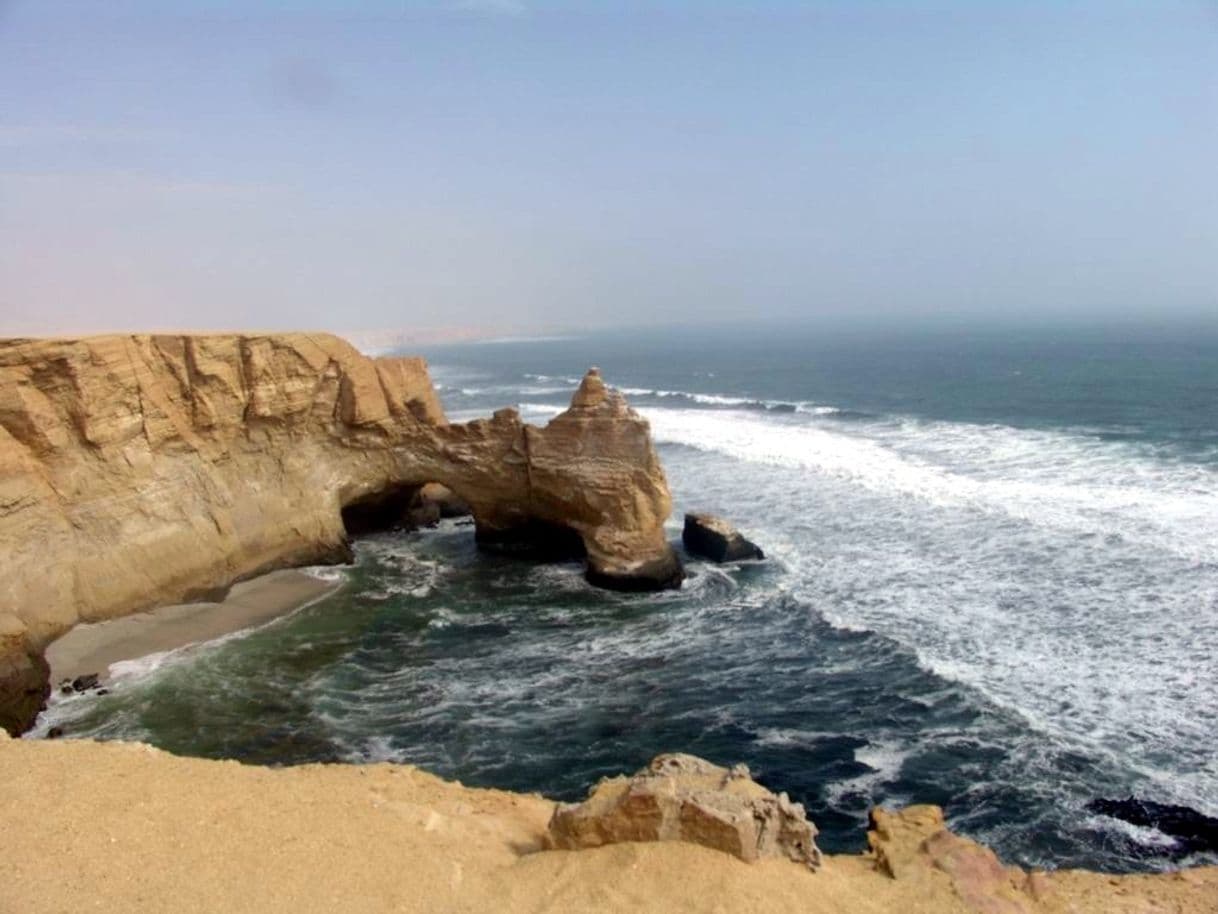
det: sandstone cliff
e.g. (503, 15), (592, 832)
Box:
(0, 333), (681, 733)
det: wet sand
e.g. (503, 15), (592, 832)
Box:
(46, 569), (341, 686)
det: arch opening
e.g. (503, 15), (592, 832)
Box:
(340, 482), (472, 537)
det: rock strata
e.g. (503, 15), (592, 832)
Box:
(682, 513), (765, 562)
(0, 334), (681, 734)
(547, 753), (821, 869)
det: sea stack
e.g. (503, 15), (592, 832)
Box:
(682, 513), (765, 562)
(0, 335), (682, 734)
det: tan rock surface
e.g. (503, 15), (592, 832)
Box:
(0, 334), (681, 733)
(1, 735), (1214, 914)
(548, 752), (822, 869)
(865, 803), (1218, 914)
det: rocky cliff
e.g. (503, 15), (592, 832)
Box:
(0, 333), (682, 734)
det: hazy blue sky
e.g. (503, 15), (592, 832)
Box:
(2, 1), (1215, 335)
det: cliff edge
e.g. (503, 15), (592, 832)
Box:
(2, 734), (1214, 914)
(0, 333), (682, 734)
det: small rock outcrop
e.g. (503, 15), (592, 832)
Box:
(682, 513), (764, 562)
(0, 334), (682, 734)
(0, 615), (49, 738)
(547, 753), (821, 869)
(868, 805), (1050, 914)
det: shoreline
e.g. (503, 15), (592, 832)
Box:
(45, 569), (342, 689)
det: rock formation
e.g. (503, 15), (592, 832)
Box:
(0, 334), (682, 734)
(868, 805), (1052, 914)
(547, 753), (821, 869)
(0, 615), (48, 738)
(682, 513), (765, 562)
(1087, 797), (1218, 860)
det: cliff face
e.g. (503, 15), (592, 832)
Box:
(0, 333), (681, 733)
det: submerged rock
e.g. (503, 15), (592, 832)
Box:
(682, 513), (764, 562)
(1088, 797), (1218, 859)
(547, 753), (821, 869)
(71, 673), (101, 693)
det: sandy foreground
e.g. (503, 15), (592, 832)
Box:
(1, 735), (1214, 914)
(45, 570), (339, 686)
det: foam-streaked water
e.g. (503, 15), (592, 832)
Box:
(31, 323), (1218, 872)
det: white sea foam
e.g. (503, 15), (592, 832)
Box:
(302, 565), (347, 583)
(616, 385), (827, 414)
(642, 407), (1218, 564)
(523, 373), (583, 385)
(642, 403), (1218, 816)
(1084, 813), (1180, 850)
(825, 740), (911, 806)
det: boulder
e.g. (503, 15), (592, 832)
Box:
(547, 753), (821, 869)
(71, 673), (101, 693)
(416, 482), (471, 519)
(682, 513), (764, 562)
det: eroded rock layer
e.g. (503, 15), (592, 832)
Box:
(548, 753), (822, 869)
(0, 334), (681, 733)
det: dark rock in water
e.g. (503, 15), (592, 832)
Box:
(1088, 797), (1218, 858)
(46, 726), (63, 739)
(71, 674), (101, 693)
(682, 513), (764, 562)
(96, 688), (110, 696)
(404, 499), (442, 529)
(586, 551), (686, 592)
(476, 518), (588, 562)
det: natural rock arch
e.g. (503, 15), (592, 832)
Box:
(0, 334), (683, 733)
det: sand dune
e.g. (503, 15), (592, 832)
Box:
(3, 734), (1214, 914)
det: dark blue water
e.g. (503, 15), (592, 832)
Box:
(35, 322), (1218, 873)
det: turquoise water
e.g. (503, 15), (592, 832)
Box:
(34, 322), (1218, 872)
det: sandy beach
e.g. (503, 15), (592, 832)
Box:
(45, 570), (341, 687)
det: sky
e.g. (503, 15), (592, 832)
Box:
(1, 1), (1216, 336)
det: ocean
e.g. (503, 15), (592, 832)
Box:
(33, 321), (1218, 872)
